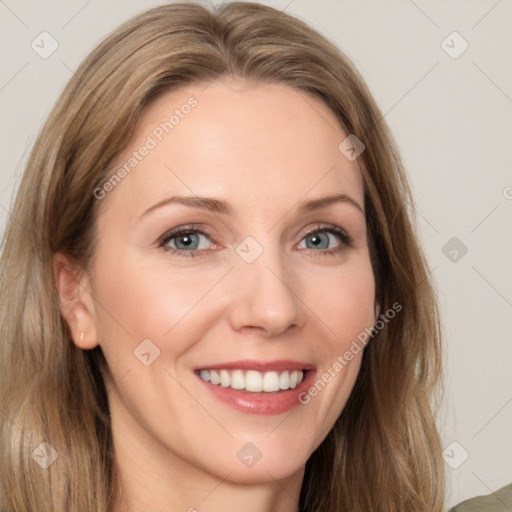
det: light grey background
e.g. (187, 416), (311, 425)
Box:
(1, 0), (511, 507)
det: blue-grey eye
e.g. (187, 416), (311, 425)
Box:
(298, 229), (346, 251)
(165, 231), (211, 251)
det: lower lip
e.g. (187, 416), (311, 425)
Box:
(196, 371), (316, 415)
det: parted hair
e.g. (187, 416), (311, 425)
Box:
(0, 2), (445, 511)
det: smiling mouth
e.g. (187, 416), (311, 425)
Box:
(195, 368), (307, 393)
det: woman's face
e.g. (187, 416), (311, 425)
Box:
(82, 78), (377, 483)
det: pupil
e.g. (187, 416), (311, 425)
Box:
(178, 234), (195, 248)
(308, 232), (329, 249)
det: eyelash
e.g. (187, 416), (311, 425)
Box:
(157, 223), (354, 259)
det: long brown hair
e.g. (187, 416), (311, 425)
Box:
(0, 2), (445, 511)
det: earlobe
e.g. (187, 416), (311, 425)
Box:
(53, 252), (99, 350)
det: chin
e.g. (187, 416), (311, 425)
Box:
(196, 434), (312, 485)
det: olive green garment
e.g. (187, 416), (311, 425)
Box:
(449, 482), (512, 512)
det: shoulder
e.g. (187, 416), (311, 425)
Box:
(449, 482), (512, 512)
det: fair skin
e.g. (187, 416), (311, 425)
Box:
(54, 78), (378, 512)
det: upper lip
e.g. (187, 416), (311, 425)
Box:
(194, 359), (316, 372)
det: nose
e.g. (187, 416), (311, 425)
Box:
(226, 243), (307, 338)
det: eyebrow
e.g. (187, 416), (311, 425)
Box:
(138, 192), (364, 221)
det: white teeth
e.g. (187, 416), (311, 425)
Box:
(262, 371), (280, 392)
(279, 371), (290, 389)
(197, 369), (305, 392)
(245, 370), (263, 392)
(220, 369), (231, 387)
(210, 370), (220, 385)
(199, 369), (210, 382)
(230, 369), (245, 390)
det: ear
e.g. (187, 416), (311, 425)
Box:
(374, 300), (381, 324)
(53, 252), (99, 350)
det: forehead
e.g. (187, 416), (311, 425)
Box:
(99, 78), (364, 219)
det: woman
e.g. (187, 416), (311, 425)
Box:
(0, 2), (484, 511)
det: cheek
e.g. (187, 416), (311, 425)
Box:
(91, 253), (232, 361)
(308, 258), (376, 350)
(297, 259), (374, 436)
(296, 255), (374, 418)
